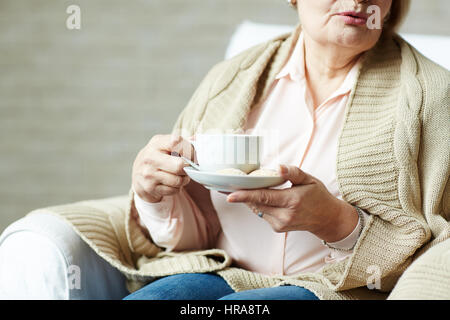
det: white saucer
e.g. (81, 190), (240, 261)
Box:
(184, 167), (286, 192)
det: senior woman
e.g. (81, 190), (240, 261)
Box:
(124, 0), (450, 300)
(1, 0), (448, 300)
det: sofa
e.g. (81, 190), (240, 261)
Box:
(0, 21), (449, 300)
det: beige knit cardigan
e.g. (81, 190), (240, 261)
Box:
(29, 25), (450, 300)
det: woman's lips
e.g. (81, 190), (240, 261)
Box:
(337, 11), (368, 26)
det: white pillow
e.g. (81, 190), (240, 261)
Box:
(225, 21), (294, 59)
(400, 34), (450, 70)
(226, 21), (450, 71)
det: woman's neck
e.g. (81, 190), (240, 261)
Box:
(302, 32), (361, 108)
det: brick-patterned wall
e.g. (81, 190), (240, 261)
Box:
(1, 0), (449, 232)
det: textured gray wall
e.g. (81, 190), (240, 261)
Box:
(1, 0), (449, 233)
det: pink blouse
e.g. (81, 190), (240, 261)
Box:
(134, 32), (368, 276)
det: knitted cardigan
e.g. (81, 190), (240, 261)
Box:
(29, 25), (450, 300)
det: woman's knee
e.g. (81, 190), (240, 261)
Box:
(219, 285), (319, 300)
(124, 273), (234, 300)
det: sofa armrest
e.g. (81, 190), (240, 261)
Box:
(27, 194), (148, 272)
(0, 212), (129, 299)
(388, 238), (450, 300)
(28, 195), (131, 219)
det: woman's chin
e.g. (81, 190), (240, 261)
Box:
(330, 27), (380, 50)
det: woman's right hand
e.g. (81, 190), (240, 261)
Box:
(132, 134), (195, 203)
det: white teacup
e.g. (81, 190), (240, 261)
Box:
(190, 134), (263, 174)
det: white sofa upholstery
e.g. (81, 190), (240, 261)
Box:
(0, 213), (128, 299)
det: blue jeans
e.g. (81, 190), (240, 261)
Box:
(123, 273), (319, 300)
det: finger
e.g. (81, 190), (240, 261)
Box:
(146, 152), (189, 176)
(246, 203), (285, 231)
(278, 165), (315, 186)
(154, 134), (195, 160)
(246, 202), (279, 217)
(153, 170), (190, 188)
(134, 180), (162, 203)
(226, 189), (287, 207)
(154, 184), (182, 197)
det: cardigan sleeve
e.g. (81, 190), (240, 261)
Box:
(412, 65), (450, 252)
(322, 57), (450, 293)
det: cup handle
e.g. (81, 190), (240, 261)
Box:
(185, 137), (199, 165)
(187, 137), (197, 150)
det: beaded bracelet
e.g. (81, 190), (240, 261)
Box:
(321, 206), (366, 252)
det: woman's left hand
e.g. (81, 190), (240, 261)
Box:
(226, 165), (358, 243)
